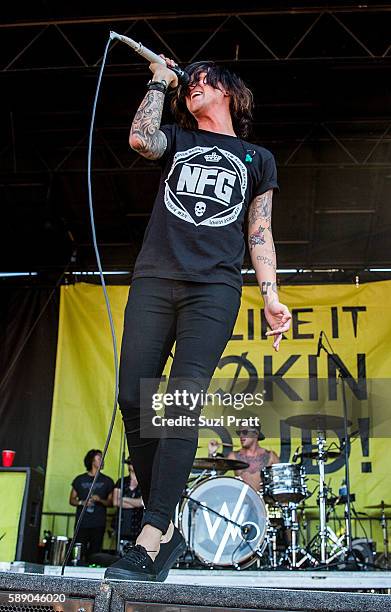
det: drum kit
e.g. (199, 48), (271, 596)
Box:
(177, 455), (313, 570)
(175, 414), (384, 570)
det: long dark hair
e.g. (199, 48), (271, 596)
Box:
(84, 449), (102, 471)
(171, 61), (253, 139)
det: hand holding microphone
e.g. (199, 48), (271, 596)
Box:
(150, 55), (179, 89)
(110, 31), (189, 86)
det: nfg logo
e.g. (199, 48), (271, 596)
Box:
(164, 146), (247, 227)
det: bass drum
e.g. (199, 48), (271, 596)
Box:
(179, 475), (268, 568)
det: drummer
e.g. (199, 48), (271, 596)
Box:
(208, 423), (279, 491)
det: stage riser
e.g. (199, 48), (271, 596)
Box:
(0, 573), (389, 612)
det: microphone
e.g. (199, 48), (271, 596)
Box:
(316, 330), (323, 358)
(110, 31), (190, 85)
(241, 523), (255, 540)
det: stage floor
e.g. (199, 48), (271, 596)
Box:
(0, 566), (390, 611)
(2, 562), (391, 591)
(0, 567), (391, 612)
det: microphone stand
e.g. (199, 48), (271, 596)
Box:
(182, 494), (249, 533)
(317, 335), (356, 565)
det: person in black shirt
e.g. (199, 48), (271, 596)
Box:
(112, 458), (144, 546)
(105, 57), (292, 582)
(70, 449), (114, 561)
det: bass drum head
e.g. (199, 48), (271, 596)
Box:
(180, 475), (267, 567)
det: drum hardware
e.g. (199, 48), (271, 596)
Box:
(298, 450), (341, 461)
(192, 457), (249, 473)
(286, 412), (356, 567)
(180, 475), (268, 568)
(185, 496), (198, 564)
(181, 492), (258, 562)
(260, 462), (316, 568)
(302, 431), (348, 565)
(365, 501), (389, 569)
(306, 331), (356, 564)
(281, 503), (318, 569)
(188, 468), (215, 486)
(266, 525), (279, 568)
(285, 414), (351, 433)
(260, 463), (307, 506)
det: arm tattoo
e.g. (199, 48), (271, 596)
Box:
(130, 90), (167, 159)
(249, 224), (266, 250)
(256, 255), (276, 271)
(260, 281), (278, 305)
(248, 190), (273, 225)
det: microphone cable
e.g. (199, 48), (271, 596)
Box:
(61, 33), (184, 571)
(61, 36), (119, 573)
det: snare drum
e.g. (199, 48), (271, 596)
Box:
(180, 475), (268, 568)
(261, 463), (306, 504)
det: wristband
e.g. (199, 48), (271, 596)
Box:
(147, 80), (168, 94)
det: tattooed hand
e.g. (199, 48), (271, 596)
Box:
(149, 55), (179, 88)
(264, 300), (292, 351)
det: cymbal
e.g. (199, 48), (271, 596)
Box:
(298, 450), (341, 460)
(286, 414), (351, 431)
(365, 502), (391, 509)
(193, 457), (249, 472)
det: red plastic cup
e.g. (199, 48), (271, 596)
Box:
(2, 450), (15, 467)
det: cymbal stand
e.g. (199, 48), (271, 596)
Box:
(311, 431), (347, 565)
(318, 431), (328, 563)
(282, 503), (317, 569)
(318, 334), (354, 560)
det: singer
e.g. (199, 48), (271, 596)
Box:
(105, 57), (292, 581)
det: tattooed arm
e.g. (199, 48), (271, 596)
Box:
(129, 57), (178, 160)
(248, 190), (291, 350)
(248, 189), (276, 302)
(129, 91), (168, 159)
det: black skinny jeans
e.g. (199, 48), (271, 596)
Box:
(118, 277), (241, 534)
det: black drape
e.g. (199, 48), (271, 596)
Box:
(0, 286), (59, 470)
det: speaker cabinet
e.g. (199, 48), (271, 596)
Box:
(0, 467), (44, 563)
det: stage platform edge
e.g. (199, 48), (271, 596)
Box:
(0, 571), (390, 612)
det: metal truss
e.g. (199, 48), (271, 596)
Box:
(1, 8), (390, 73)
(1, 5), (390, 274)
(1, 119), (389, 176)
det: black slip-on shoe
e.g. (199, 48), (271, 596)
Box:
(154, 526), (187, 582)
(104, 544), (156, 581)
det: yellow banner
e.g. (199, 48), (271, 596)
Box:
(42, 281), (391, 550)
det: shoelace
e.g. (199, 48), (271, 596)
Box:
(122, 544), (156, 567)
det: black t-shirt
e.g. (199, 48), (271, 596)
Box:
(112, 476), (143, 540)
(133, 125), (278, 293)
(72, 472), (114, 529)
